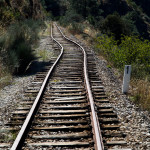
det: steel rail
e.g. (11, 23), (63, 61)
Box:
(11, 24), (64, 150)
(55, 23), (104, 150)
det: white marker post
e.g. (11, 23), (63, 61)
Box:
(122, 65), (131, 94)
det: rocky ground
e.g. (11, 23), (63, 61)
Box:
(0, 76), (34, 126)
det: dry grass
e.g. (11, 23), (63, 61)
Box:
(0, 64), (12, 90)
(0, 30), (13, 90)
(131, 79), (150, 110)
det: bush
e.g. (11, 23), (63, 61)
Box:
(59, 9), (84, 35)
(68, 22), (84, 34)
(101, 13), (126, 40)
(101, 13), (139, 41)
(87, 15), (104, 29)
(121, 11), (139, 35)
(0, 19), (43, 74)
(95, 34), (150, 79)
(0, 5), (21, 27)
(59, 9), (83, 27)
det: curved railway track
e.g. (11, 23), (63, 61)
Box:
(0, 23), (128, 150)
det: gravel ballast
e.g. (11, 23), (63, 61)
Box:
(0, 75), (34, 126)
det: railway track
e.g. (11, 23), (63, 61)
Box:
(0, 23), (129, 150)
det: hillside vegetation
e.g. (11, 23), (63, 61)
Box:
(0, 0), (45, 88)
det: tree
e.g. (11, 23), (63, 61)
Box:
(69, 0), (101, 18)
(44, 0), (61, 17)
(102, 13), (128, 40)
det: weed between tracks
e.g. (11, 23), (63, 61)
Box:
(0, 128), (17, 142)
(37, 49), (53, 62)
(52, 79), (60, 83)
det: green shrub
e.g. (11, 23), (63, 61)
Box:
(101, 13), (126, 40)
(126, 0), (143, 14)
(87, 15), (104, 29)
(95, 35), (150, 79)
(121, 11), (139, 35)
(0, 19), (43, 74)
(68, 22), (84, 34)
(59, 9), (83, 27)
(0, 5), (21, 27)
(101, 12), (139, 41)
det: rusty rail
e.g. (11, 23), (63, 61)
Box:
(55, 23), (104, 150)
(11, 24), (63, 150)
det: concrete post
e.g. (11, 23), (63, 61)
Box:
(122, 65), (131, 94)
